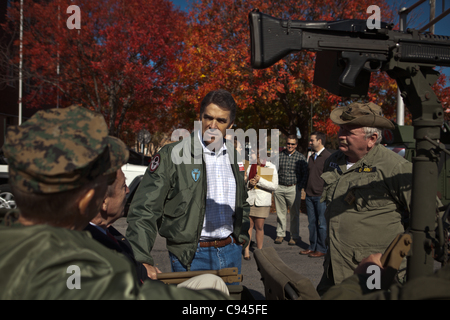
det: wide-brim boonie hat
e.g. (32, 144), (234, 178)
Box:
(330, 102), (395, 129)
(3, 105), (129, 194)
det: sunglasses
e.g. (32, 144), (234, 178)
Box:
(286, 143), (297, 146)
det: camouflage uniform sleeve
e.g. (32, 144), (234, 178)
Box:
(126, 147), (172, 266)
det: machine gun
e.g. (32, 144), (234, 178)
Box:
(249, 9), (450, 281)
(249, 10), (450, 95)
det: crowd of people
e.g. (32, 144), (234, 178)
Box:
(0, 89), (449, 300)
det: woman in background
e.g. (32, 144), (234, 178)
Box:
(244, 148), (278, 260)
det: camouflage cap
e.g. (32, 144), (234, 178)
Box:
(2, 105), (129, 194)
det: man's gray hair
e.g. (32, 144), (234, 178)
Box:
(363, 127), (382, 145)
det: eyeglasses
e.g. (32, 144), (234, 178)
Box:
(286, 143), (297, 146)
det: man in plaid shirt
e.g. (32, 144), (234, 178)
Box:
(274, 135), (308, 245)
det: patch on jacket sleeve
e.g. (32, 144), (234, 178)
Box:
(191, 168), (201, 182)
(149, 154), (161, 173)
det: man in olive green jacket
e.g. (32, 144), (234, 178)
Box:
(0, 106), (228, 300)
(317, 102), (412, 295)
(126, 89), (250, 279)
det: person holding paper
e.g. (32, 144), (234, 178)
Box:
(243, 148), (278, 260)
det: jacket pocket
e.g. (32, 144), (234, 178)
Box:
(349, 176), (392, 212)
(320, 171), (340, 204)
(163, 188), (192, 218)
(160, 189), (198, 243)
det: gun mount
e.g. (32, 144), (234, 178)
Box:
(249, 9), (450, 281)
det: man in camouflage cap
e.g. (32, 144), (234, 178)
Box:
(3, 105), (128, 195)
(0, 106), (229, 300)
(317, 102), (412, 295)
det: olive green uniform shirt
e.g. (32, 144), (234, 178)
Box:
(320, 144), (412, 287)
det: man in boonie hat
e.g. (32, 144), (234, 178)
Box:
(0, 105), (229, 300)
(316, 102), (412, 296)
(330, 101), (395, 130)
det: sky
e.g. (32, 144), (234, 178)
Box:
(170, 0), (190, 12)
(391, 0), (450, 80)
(169, 0), (450, 81)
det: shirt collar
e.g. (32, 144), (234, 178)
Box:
(89, 222), (107, 235)
(197, 130), (227, 155)
(284, 149), (296, 156)
(315, 147), (325, 157)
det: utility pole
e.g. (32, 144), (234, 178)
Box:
(18, 0), (23, 125)
(430, 0), (436, 34)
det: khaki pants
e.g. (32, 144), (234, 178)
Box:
(274, 185), (301, 239)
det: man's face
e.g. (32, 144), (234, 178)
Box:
(309, 135), (321, 152)
(286, 138), (297, 154)
(338, 125), (374, 162)
(200, 103), (233, 148)
(104, 169), (129, 223)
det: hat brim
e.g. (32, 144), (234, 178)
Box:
(105, 136), (129, 175)
(330, 108), (395, 129)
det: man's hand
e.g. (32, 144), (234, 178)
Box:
(354, 253), (383, 275)
(143, 263), (162, 280)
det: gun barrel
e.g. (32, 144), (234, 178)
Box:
(397, 40), (450, 67)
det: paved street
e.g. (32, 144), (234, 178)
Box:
(113, 211), (323, 300)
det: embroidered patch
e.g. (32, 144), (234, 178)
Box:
(329, 162), (342, 174)
(149, 154), (161, 173)
(354, 167), (377, 173)
(344, 190), (356, 205)
(191, 168), (201, 182)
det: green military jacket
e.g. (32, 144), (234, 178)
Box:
(126, 131), (250, 268)
(320, 144), (412, 285)
(0, 219), (229, 300)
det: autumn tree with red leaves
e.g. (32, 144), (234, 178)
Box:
(173, 0), (448, 152)
(1, 0), (186, 143)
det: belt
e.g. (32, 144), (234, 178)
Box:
(199, 236), (235, 248)
(280, 183), (296, 187)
